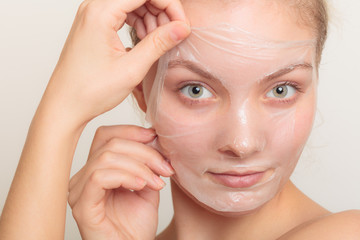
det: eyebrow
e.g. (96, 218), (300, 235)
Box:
(262, 63), (313, 82)
(168, 59), (220, 82)
(167, 59), (313, 82)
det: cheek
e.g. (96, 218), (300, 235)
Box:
(294, 110), (315, 147)
(269, 92), (316, 170)
(156, 124), (215, 161)
(292, 92), (317, 154)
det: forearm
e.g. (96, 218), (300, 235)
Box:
(0, 0), (190, 237)
(0, 97), (86, 240)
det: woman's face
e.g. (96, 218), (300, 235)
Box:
(142, 0), (317, 215)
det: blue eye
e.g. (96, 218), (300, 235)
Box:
(266, 85), (296, 99)
(180, 84), (213, 99)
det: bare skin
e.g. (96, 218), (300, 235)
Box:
(68, 124), (360, 240)
(155, 181), (360, 240)
(0, 0), (190, 239)
(156, 181), (329, 240)
(0, 0), (359, 240)
(137, 1), (360, 239)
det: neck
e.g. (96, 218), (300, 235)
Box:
(157, 180), (320, 240)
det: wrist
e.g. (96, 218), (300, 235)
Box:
(0, 90), (88, 240)
(36, 85), (91, 133)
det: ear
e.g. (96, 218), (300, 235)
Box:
(128, 46), (147, 113)
(132, 61), (158, 113)
(132, 83), (147, 113)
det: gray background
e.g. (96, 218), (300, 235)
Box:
(0, 0), (359, 238)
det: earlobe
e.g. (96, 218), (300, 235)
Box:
(132, 83), (147, 113)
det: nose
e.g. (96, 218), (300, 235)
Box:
(217, 102), (266, 159)
(218, 135), (265, 159)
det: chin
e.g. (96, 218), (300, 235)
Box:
(171, 178), (273, 218)
(201, 202), (264, 218)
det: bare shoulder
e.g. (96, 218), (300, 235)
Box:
(278, 210), (360, 240)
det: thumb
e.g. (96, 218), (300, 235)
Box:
(125, 21), (191, 77)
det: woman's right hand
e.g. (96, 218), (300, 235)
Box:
(1, 2), (188, 239)
(41, 0), (190, 128)
(68, 125), (174, 240)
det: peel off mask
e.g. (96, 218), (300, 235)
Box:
(145, 24), (317, 214)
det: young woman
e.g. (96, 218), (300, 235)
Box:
(0, 0), (359, 239)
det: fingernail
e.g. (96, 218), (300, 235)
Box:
(153, 175), (166, 188)
(170, 22), (191, 42)
(162, 162), (175, 175)
(142, 128), (156, 137)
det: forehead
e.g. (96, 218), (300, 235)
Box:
(181, 0), (314, 42)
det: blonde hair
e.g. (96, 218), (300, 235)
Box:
(289, 0), (329, 67)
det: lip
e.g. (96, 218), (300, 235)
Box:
(208, 171), (265, 189)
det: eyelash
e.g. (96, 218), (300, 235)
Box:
(177, 81), (215, 105)
(177, 80), (304, 105)
(267, 81), (303, 104)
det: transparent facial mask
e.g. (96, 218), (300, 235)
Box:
(145, 24), (317, 213)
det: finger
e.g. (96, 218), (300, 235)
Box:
(133, 5), (149, 17)
(136, 186), (160, 209)
(145, 2), (163, 16)
(124, 20), (190, 79)
(131, 3), (171, 35)
(94, 151), (167, 190)
(144, 12), (158, 34)
(89, 125), (156, 156)
(157, 12), (170, 26)
(69, 152), (166, 207)
(126, 13), (147, 39)
(147, 0), (187, 21)
(80, 169), (148, 209)
(92, 138), (174, 177)
(117, 0), (187, 22)
(79, 0), (186, 35)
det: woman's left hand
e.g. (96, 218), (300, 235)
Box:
(68, 125), (173, 240)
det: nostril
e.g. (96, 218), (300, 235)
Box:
(219, 149), (241, 158)
(218, 140), (262, 159)
(217, 132), (267, 159)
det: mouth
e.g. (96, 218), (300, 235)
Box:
(207, 170), (266, 189)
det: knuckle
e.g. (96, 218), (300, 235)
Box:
(133, 160), (154, 176)
(133, 160), (147, 171)
(142, 148), (161, 165)
(96, 151), (115, 165)
(94, 125), (107, 139)
(107, 137), (122, 149)
(95, 126), (106, 136)
(89, 170), (104, 185)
